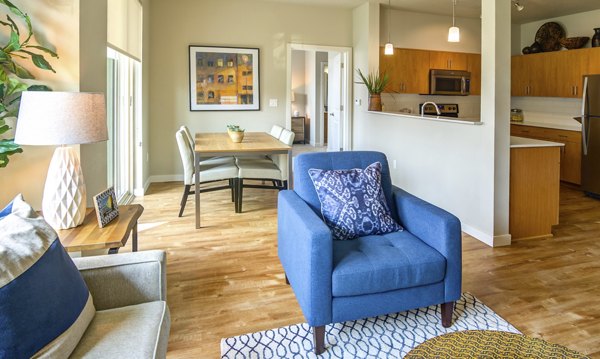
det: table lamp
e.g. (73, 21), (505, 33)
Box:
(15, 92), (108, 229)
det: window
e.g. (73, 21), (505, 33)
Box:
(218, 74), (224, 83)
(217, 58), (223, 67)
(198, 91), (204, 101)
(228, 75), (234, 83)
(227, 58), (234, 67)
(197, 58), (204, 67)
(208, 75), (214, 83)
(207, 60), (214, 67)
(208, 91), (215, 99)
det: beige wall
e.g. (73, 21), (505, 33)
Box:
(0, 0), (80, 209)
(148, 0), (353, 179)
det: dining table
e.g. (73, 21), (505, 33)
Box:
(194, 132), (292, 229)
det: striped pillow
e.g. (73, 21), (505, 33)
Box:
(0, 195), (95, 358)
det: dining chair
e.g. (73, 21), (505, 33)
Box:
(234, 129), (295, 213)
(270, 124), (284, 138)
(175, 129), (239, 217)
(180, 125), (235, 164)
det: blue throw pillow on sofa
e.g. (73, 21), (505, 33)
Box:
(308, 161), (402, 240)
(0, 195), (95, 358)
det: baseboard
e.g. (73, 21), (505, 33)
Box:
(462, 224), (512, 247)
(133, 177), (152, 197)
(149, 174), (183, 183)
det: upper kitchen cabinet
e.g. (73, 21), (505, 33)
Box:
(379, 47), (430, 94)
(511, 53), (548, 97)
(429, 51), (468, 71)
(466, 53), (481, 95)
(586, 47), (600, 74)
(553, 50), (587, 98)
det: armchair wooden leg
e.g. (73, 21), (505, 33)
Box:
(441, 301), (454, 328)
(178, 184), (191, 217)
(312, 326), (325, 355)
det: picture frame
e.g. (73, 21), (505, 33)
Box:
(93, 187), (119, 228)
(189, 45), (260, 111)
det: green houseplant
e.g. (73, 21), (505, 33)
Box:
(0, 0), (58, 168)
(356, 68), (390, 111)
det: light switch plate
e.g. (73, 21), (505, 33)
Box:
(355, 99), (361, 106)
(269, 99), (278, 107)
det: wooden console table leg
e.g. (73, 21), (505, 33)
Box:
(132, 222), (138, 252)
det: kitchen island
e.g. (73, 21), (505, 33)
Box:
(510, 136), (564, 240)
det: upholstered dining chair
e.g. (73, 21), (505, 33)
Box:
(234, 129), (295, 212)
(270, 124), (284, 138)
(278, 151), (462, 355)
(175, 129), (238, 217)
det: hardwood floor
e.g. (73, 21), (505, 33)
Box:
(132, 182), (600, 358)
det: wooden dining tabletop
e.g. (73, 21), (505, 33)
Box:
(193, 132), (292, 229)
(194, 132), (291, 154)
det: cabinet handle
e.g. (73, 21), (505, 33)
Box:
(575, 86), (578, 96)
(558, 135), (568, 138)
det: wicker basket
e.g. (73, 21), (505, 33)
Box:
(560, 37), (590, 49)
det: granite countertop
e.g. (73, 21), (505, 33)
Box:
(510, 136), (565, 148)
(371, 111), (483, 126)
(510, 120), (581, 132)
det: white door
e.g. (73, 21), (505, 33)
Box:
(327, 52), (342, 152)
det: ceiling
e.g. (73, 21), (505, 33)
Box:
(260, 0), (600, 24)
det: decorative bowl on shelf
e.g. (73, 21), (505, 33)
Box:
(559, 36), (590, 49)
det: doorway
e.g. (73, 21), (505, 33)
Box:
(286, 44), (352, 154)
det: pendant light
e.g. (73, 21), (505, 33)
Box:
(448, 0), (460, 43)
(384, 0), (394, 55)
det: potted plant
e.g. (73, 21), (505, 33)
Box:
(227, 124), (245, 143)
(0, 1), (58, 167)
(356, 68), (389, 111)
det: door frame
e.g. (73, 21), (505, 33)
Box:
(286, 43), (353, 151)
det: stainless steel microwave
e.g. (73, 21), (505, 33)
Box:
(430, 69), (471, 96)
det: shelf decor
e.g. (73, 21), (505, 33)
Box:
(189, 46), (260, 111)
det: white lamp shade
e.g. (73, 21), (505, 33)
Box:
(15, 92), (107, 146)
(448, 26), (460, 42)
(384, 43), (394, 55)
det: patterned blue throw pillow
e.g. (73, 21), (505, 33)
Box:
(308, 161), (403, 240)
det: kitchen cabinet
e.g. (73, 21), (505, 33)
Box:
(379, 47), (430, 94)
(553, 50), (587, 98)
(466, 53), (481, 95)
(429, 51), (467, 70)
(586, 47), (600, 74)
(511, 53), (549, 97)
(511, 124), (582, 184)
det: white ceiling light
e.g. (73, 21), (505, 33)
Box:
(448, 0), (460, 42)
(384, 0), (394, 55)
(512, 0), (524, 11)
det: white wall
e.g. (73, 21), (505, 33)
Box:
(291, 50), (306, 117)
(381, 8), (481, 54)
(354, 1), (512, 246)
(148, 0), (353, 179)
(315, 51), (328, 146)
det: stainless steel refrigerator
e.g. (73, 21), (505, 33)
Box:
(581, 75), (600, 198)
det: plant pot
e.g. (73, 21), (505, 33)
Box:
(368, 94), (382, 111)
(593, 28), (600, 48)
(228, 130), (244, 143)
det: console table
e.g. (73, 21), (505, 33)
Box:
(291, 116), (306, 144)
(57, 204), (144, 254)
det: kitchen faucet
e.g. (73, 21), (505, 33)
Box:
(421, 101), (441, 116)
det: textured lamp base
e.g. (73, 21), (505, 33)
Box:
(42, 146), (86, 229)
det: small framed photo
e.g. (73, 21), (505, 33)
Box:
(93, 187), (119, 228)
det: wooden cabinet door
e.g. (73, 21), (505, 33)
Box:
(511, 56), (529, 96)
(526, 53), (551, 97)
(587, 48), (600, 74)
(379, 47), (399, 93)
(448, 52), (468, 70)
(430, 51), (467, 70)
(467, 53), (481, 95)
(561, 140), (582, 184)
(399, 49), (430, 94)
(553, 50), (587, 98)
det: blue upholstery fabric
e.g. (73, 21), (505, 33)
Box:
(294, 152), (396, 220)
(278, 151), (462, 330)
(332, 231), (446, 297)
(308, 162), (402, 240)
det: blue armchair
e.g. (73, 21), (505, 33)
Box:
(278, 151), (462, 354)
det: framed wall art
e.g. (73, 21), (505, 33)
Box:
(93, 186), (119, 228)
(189, 46), (260, 111)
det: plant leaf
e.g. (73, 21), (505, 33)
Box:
(26, 45), (58, 58)
(5, 14), (18, 35)
(12, 62), (33, 79)
(27, 84), (51, 91)
(30, 53), (55, 72)
(0, 124), (9, 134)
(4, 29), (20, 52)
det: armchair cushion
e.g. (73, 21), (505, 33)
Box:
(332, 230), (446, 297)
(308, 161), (401, 240)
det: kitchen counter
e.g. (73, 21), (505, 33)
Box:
(510, 136), (565, 148)
(511, 120), (581, 132)
(370, 111), (483, 125)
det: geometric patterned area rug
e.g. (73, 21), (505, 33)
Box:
(221, 292), (520, 358)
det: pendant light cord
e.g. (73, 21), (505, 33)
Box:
(388, 0), (391, 43)
(452, 0), (456, 27)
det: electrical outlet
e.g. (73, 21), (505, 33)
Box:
(269, 99), (278, 107)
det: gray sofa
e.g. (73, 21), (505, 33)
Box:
(69, 250), (170, 358)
